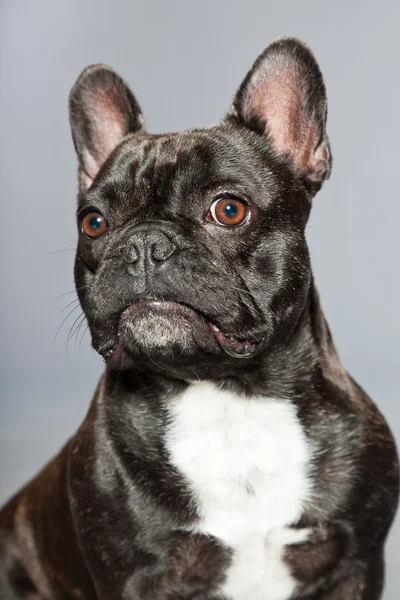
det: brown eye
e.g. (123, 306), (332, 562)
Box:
(81, 212), (107, 238)
(210, 196), (249, 227)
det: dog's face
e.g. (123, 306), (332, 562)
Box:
(69, 38), (331, 379)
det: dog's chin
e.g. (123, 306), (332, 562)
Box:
(119, 302), (217, 358)
(100, 300), (265, 372)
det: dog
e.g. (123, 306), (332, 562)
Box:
(0, 37), (398, 600)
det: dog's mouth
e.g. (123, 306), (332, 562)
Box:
(208, 323), (263, 357)
(102, 299), (265, 366)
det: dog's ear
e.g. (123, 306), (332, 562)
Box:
(226, 38), (331, 194)
(69, 64), (145, 192)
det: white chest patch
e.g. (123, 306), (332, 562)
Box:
(165, 382), (313, 600)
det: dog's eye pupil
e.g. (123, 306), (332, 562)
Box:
(210, 197), (248, 227)
(81, 212), (107, 238)
(223, 203), (238, 218)
(90, 217), (101, 230)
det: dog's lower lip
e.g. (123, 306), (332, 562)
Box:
(107, 299), (264, 360)
(124, 299), (205, 323)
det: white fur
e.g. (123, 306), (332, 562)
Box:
(165, 382), (313, 600)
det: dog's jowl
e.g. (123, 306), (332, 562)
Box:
(0, 38), (398, 600)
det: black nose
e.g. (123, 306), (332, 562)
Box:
(122, 229), (177, 272)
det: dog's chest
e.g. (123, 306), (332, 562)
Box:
(165, 383), (312, 600)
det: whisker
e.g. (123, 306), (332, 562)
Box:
(144, 350), (168, 373)
(54, 304), (82, 342)
(55, 347), (66, 360)
(53, 290), (77, 300)
(66, 313), (85, 359)
(46, 249), (75, 256)
(53, 284), (87, 301)
(79, 323), (89, 350)
(73, 314), (87, 346)
(62, 298), (80, 313)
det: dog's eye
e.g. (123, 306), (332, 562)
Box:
(80, 212), (107, 238)
(209, 196), (249, 227)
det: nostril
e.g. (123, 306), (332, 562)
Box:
(151, 239), (177, 262)
(122, 244), (139, 264)
(151, 243), (163, 261)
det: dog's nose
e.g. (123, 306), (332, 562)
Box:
(122, 229), (177, 270)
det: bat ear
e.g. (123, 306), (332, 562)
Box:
(69, 64), (145, 192)
(226, 37), (331, 194)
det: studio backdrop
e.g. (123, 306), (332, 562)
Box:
(1, 1), (399, 597)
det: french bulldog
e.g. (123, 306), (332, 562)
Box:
(0, 37), (398, 600)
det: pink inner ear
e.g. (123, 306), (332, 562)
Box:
(84, 85), (128, 179)
(243, 67), (320, 174)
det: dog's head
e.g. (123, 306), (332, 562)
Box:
(69, 38), (331, 379)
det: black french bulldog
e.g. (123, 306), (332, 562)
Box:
(0, 37), (398, 600)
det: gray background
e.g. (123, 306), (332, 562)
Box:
(1, 0), (399, 596)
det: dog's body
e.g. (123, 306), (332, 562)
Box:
(0, 38), (398, 600)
